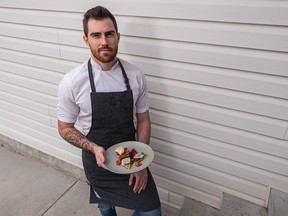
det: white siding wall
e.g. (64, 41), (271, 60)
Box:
(1, 0), (288, 210)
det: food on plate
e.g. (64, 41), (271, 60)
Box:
(115, 146), (125, 155)
(115, 146), (145, 169)
(133, 152), (145, 160)
(135, 161), (142, 167)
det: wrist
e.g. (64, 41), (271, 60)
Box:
(91, 144), (101, 154)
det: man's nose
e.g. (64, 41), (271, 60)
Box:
(101, 35), (108, 44)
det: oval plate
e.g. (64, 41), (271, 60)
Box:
(104, 141), (154, 174)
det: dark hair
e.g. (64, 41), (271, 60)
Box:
(83, 6), (118, 37)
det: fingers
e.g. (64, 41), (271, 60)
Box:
(133, 178), (147, 194)
(129, 173), (135, 186)
(94, 146), (106, 167)
(130, 170), (148, 193)
(96, 154), (105, 166)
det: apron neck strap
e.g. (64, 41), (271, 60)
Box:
(88, 59), (96, 93)
(118, 59), (131, 90)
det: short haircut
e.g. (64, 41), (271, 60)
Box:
(83, 6), (118, 37)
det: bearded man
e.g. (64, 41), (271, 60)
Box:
(57, 5), (161, 216)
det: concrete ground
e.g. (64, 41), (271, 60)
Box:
(0, 145), (133, 216)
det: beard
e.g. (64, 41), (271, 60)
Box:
(90, 44), (118, 63)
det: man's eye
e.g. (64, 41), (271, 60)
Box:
(106, 32), (115, 37)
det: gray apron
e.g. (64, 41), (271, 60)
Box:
(82, 59), (160, 211)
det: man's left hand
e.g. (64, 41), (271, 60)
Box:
(129, 168), (148, 193)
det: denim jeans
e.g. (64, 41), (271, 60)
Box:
(98, 203), (162, 216)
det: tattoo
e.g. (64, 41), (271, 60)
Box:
(64, 129), (94, 152)
(64, 129), (82, 147)
(81, 140), (94, 152)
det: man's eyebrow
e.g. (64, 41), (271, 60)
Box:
(89, 30), (116, 36)
(89, 32), (100, 36)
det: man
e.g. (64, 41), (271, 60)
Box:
(57, 6), (161, 216)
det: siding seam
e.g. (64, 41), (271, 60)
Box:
(56, 28), (62, 59)
(283, 124), (288, 140)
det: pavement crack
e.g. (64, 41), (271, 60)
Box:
(41, 179), (78, 216)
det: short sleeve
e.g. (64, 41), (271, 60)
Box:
(135, 73), (149, 113)
(57, 75), (80, 123)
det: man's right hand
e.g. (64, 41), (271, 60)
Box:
(93, 145), (106, 168)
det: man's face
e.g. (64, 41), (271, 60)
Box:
(83, 18), (120, 64)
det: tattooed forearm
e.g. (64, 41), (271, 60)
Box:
(64, 129), (94, 153)
(64, 129), (82, 147)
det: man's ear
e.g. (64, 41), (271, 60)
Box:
(83, 35), (89, 46)
(117, 32), (120, 42)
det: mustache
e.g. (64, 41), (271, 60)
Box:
(98, 45), (113, 51)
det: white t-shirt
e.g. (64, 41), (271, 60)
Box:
(57, 58), (149, 135)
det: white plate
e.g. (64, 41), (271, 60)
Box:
(104, 141), (154, 174)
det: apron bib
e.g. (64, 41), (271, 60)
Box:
(82, 59), (160, 211)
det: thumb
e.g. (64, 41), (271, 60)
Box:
(97, 155), (105, 166)
(95, 151), (105, 166)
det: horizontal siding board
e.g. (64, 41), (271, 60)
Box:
(150, 133), (288, 190)
(149, 94), (288, 138)
(60, 45), (90, 62)
(122, 55), (288, 100)
(118, 17), (288, 52)
(1, 107), (56, 138)
(58, 29), (84, 47)
(151, 126), (288, 188)
(150, 114), (288, 176)
(0, 81), (56, 107)
(0, 35), (60, 58)
(0, 48), (78, 73)
(145, 60), (288, 100)
(94, 0), (288, 25)
(1, 100), (51, 127)
(0, 22), (59, 43)
(0, 71), (58, 96)
(120, 37), (288, 76)
(0, 8), (82, 30)
(153, 151), (268, 199)
(148, 77), (288, 121)
(0, 0), (91, 13)
(151, 121), (288, 162)
(0, 91), (50, 116)
(1, 0), (288, 25)
(1, 60), (63, 85)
